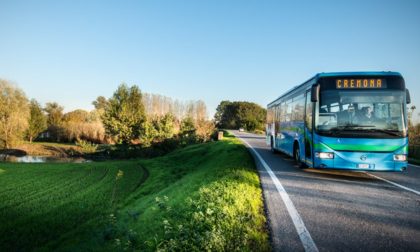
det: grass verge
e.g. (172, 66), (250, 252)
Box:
(0, 135), (270, 251)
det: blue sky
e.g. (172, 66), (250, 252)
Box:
(1, 0), (420, 122)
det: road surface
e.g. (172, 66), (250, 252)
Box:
(231, 130), (420, 252)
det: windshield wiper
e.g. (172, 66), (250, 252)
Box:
(330, 125), (376, 131)
(365, 128), (403, 137)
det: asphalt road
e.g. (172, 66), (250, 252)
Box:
(231, 130), (420, 252)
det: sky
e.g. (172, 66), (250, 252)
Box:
(1, 0), (420, 122)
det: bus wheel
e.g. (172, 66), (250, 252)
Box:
(294, 145), (304, 168)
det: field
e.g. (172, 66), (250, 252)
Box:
(0, 134), (270, 251)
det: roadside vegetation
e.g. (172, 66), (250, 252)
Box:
(0, 134), (270, 251)
(0, 80), (214, 159)
(215, 100), (266, 132)
(408, 106), (420, 164)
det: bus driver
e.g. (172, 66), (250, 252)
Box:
(357, 106), (375, 124)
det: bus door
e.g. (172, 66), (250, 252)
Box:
(304, 90), (313, 166)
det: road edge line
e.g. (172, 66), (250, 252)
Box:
(408, 163), (420, 168)
(365, 172), (420, 196)
(236, 134), (319, 252)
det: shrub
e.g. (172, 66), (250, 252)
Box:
(75, 139), (98, 153)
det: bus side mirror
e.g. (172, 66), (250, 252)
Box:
(406, 89), (411, 104)
(311, 84), (320, 102)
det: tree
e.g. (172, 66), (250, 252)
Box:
(214, 100), (231, 123)
(0, 80), (29, 148)
(27, 99), (47, 143)
(180, 116), (196, 135)
(140, 119), (159, 146)
(63, 109), (90, 123)
(408, 105), (416, 127)
(196, 119), (215, 142)
(44, 102), (64, 141)
(102, 83), (146, 144)
(154, 113), (175, 140)
(44, 102), (64, 126)
(60, 109), (105, 143)
(92, 96), (109, 111)
(215, 101), (266, 131)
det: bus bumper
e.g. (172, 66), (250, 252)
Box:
(313, 151), (407, 171)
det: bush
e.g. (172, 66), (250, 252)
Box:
(75, 139), (98, 153)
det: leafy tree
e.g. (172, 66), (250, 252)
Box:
(140, 113), (175, 146)
(154, 113), (175, 140)
(44, 102), (64, 141)
(215, 101), (266, 131)
(60, 109), (105, 143)
(92, 96), (109, 111)
(0, 80), (29, 148)
(44, 102), (64, 127)
(102, 83), (146, 144)
(214, 100), (231, 123)
(27, 99), (47, 143)
(140, 119), (158, 147)
(179, 116), (197, 144)
(180, 116), (196, 135)
(63, 109), (90, 123)
(196, 119), (216, 142)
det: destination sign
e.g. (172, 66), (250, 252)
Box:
(336, 79), (387, 89)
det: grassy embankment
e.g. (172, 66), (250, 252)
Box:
(0, 133), (270, 251)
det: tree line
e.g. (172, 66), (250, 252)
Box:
(0, 79), (214, 149)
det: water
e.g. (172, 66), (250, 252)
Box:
(0, 154), (91, 163)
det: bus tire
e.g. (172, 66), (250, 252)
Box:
(294, 144), (305, 168)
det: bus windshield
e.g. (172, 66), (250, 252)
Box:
(315, 90), (407, 138)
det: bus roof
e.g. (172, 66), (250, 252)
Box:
(267, 71), (402, 107)
(316, 71), (402, 78)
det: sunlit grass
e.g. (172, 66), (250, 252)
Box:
(0, 135), (270, 251)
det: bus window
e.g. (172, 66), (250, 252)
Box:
(305, 91), (313, 131)
(305, 90), (313, 159)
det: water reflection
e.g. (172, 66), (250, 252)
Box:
(0, 154), (91, 163)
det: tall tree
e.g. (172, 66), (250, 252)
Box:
(215, 101), (266, 131)
(44, 102), (64, 141)
(102, 83), (146, 144)
(44, 102), (64, 127)
(214, 100), (232, 123)
(92, 96), (109, 111)
(27, 99), (47, 143)
(0, 80), (29, 148)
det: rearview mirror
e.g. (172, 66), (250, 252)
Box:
(311, 84), (320, 102)
(406, 89), (411, 104)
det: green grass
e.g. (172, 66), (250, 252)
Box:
(0, 136), (270, 251)
(0, 160), (144, 251)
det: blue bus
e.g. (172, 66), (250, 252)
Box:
(266, 72), (411, 171)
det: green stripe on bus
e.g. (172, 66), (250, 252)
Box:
(315, 143), (400, 152)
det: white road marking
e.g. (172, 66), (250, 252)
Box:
(365, 172), (420, 196)
(236, 133), (319, 252)
(408, 163), (420, 169)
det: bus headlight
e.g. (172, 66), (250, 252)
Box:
(315, 152), (334, 159)
(393, 154), (407, 162)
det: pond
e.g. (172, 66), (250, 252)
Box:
(0, 154), (91, 163)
